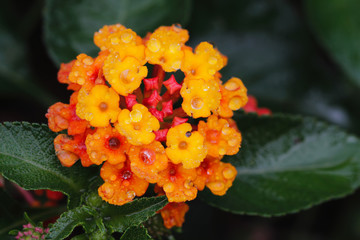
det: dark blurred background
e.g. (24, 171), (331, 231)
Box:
(1, 0), (360, 239)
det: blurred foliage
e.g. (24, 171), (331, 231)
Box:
(1, 0), (360, 239)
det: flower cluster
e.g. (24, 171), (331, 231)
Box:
(46, 24), (248, 228)
(14, 223), (49, 240)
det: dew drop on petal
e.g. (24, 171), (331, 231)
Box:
(148, 39), (161, 52)
(228, 138), (238, 147)
(224, 81), (239, 91)
(183, 179), (194, 189)
(191, 97), (204, 110)
(130, 109), (143, 122)
(222, 167), (236, 179)
(229, 97), (243, 110)
(208, 57), (218, 65)
(126, 190), (136, 199)
(82, 57), (94, 65)
(121, 32), (133, 43)
(163, 183), (175, 193)
(207, 181), (225, 191)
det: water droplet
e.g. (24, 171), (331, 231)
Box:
(224, 81), (239, 91)
(191, 97), (204, 110)
(207, 181), (225, 191)
(91, 151), (98, 159)
(183, 179), (193, 189)
(126, 190), (136, 199)
(163, 183), (175, 193)
(208, 57), (217, 65)
(229, 97), (243, 110)
(208, 69), (216, 75)
(111, 37), (120, 45)
(121, 32), (133, 43)
(222, 167), (236, 179)
(77, 78), (85, 85)
(130, 109), (143, 122)
(184, 190), (194, 197)
(222, 127), (231, 135)
(228, 138), (238, 147)
(139, 148), (156, 165)
(110, 174), (117, 181)
(218, 148), (226, 155)
(82, 57), (94, 65)
(169, 43), (180, 53)
(148, 39), (161, 52)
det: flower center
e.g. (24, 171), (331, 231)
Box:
(191, 97), (203, 110)
(206, 129), (220, 144)
(122, 170), (132, 180)
(98, 102), (108, 112)
(108, 137), (121, 150)
(178, 141), (188, 150)
(139, 148), (156, 165)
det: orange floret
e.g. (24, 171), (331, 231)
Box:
(76, 85), (121, 127)
(46, 92), (88, 135)
(166, 123), (207, 169)
(57, 60), (81, 91)
(180, 77), (221, 118)
(145, 25), (189, 72)
(85, 126), (129, 165)
(193, 158), (220, 191)
(206, 161), (237, 196)
(160, 202), (189, 229)
(181, 42), (227, 80)
(158, 163), (198, 202)
(98, 161), (149, 205)
(68, 53), (107, 88)
(103, 54), (148, 96)
(101, 28), (146, 63)
(46, 102), (71, 133)
(128, 141), (168, 183)
(217, 77), (248, 118)
(94, 24), (127, 50)
(54, 131), (93, 167)
(198, 115), (242, 158)
(116, 104), (160, 145)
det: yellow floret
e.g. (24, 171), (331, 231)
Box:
(206, 162), (237, 196)
(145, 25), (189, 72)
(181, 42), (227, 80)
(115, 104), (160, 145)
(68, 53), (95, 85)
(103, 28), (146, 63)
(180, 77), (221, 118)
(217, 77), (248, 118)
(103, 54), (148, 96)
(165, 123), (207, 169)
(198, 115), (242, 158)
(76, 85), (121, 127)
(94, 24), (127, 50)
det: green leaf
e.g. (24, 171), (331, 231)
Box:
(102, 196), (167, 233)
(200, 113), (360, 216)
(120, 226), (152, 240)
(306, 0), (360, 86)
(0, 122), (97, 208)
(47, 205), (97, 240)
(44, 0), (192, 65)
